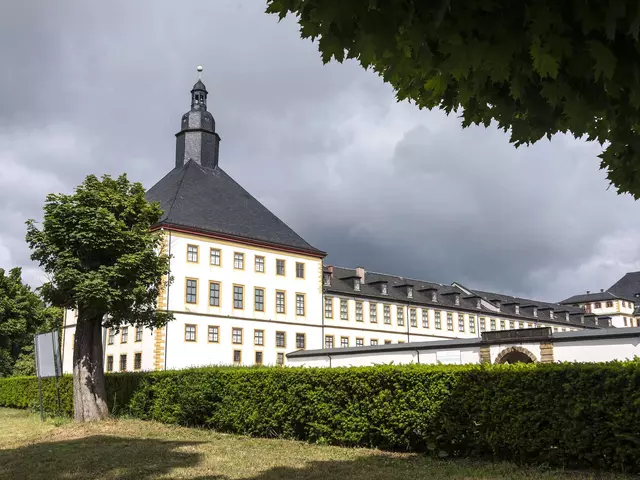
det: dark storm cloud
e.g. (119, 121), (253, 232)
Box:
(1, 0), (639, 301)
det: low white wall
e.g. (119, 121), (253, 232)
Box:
(554, 336), (640, 363)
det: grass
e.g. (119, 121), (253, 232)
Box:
(0, 408), (631, 480)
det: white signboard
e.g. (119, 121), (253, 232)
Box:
(436, 350), (462, 365)
(35, 331), (61, 379)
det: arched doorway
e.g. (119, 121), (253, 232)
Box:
(495, 346), (537, 364)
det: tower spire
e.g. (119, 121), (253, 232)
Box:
(175, 66), (221, 169)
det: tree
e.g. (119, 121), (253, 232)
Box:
(26, 174), (171, 422)
(266, 0), (640, 197)
(0, 267), (49, 377)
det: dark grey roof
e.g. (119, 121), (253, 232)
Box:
(608, 272), (640, 301)
(325, 266), (594, 328)
(559, 290), (631, 304)
(191, 79), (207, 92)
(146, 160), (325, 256)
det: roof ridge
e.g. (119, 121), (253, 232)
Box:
(163, 162), (189, 222)
(330, 265), (444, 286)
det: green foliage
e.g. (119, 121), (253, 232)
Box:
(25, 174), (172, 329)
(2, 362), (640, 472)
(266, 0), (640, 198)
(0, 268), (60, 377)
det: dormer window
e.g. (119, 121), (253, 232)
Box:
(454, 293), (460, 306)
(515, 305), (520, 315)
(354, 278), (361, 292)
(381, 284), (388, 295)
(476, 298), (481, 309)
(565, 312), (569, 322)
(323, 273), (331, 286)
(580, 315), (585, 324)
(431, 291), (437, 302)
(533, 307), (538, 317)
(407, 286), (413, 298)
(549, 310), (554, 320)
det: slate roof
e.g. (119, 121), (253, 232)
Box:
(608, 272), (640, 301)
(325, 266), (598, 328)
(146, 160), (325, 256)
(559, 290), (631, 305)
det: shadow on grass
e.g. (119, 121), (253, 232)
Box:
(0, 435), (213, 480)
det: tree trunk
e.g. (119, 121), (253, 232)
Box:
(72, 312), (108, 422)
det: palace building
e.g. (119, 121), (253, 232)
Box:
(61, 74), (619, 373)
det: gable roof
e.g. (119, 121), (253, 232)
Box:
(608, 271), (640, 301)
(146, 160), (325, 256)
(559, 290), (630, 304)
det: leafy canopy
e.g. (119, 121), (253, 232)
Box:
(0, 267), (60, 377)
(26, 174), (171, 328)
(267, 0), (640, 197)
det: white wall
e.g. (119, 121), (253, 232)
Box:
(554, 336), (640, 363)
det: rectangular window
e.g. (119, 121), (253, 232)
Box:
(296, 294), (305, 316)
(325, 335), (334, 349)
(119, 354), (127, 372)
(369, 303), (377, 323)
(340, 299), (348, 320)
(422, 309), (429, 328)
(500, 319), (505, 330)
(469, 315), (476, 333)
(208, 326), (219, 343)
(595, 302), (602, 309)
(446, 312), (453, 331)
(106, 355), (113, 372)
(233, 350), (241, 364)
(356, 338), (364, 347)
(255, 351), (263, 365)
(276, 352), (284, 366)
(209, 282), (220, 306)
(384, 305), (391, 324)
(296, 262), (305, 278)
(108, 329), (115, 345)
(340, 336), (349, 348)
(509, 320), (515, 329)
(186, 279), (197, 304)
(233, 285), (244, 309)
(185, 324), (197, 342)
(458, 313), (465, 332)
(480, 317), (486, 332)
(528, 322), (533, 328)
(234, 252), (244, 269)
(254, 288), (264, 312)
(276, 259), (285, 276)
(410, 308), (417, 327)
(187, 244), (199, 262)
(490, 319), (496, 331)
(397, 307), (405, 326)
(370, 339), (378, 345)
(519, 321), (525, 329)
(276, 291), (286, 313)
(210, 248), (221, 266)
(134, 352), (142, 370)
(276, 331), (286, 348)
(296, 333), (306, 349)
(254, 329), (264, 346)
(135, 326), (143, 342)
(435, 311), (442, 329)
(324, 297), (333, 318)
(606, 301), (613, 308)
(255, 256), (265, 272)
(121, 326), (128, 344)
(356, 302), (363, 322)
(384, 340), (392, 344)
(232, 328), (243, 344)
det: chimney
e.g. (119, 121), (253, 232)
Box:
(600, 288), (604, 293)
(586, 290), (590, 294)
(355, 266), (365, 283)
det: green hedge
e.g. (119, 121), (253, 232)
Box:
(1, 362), (640, 472)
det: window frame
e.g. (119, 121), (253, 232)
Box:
(409, 308), (417, 327)
(106, 355), (114, 372)
(210, 247), (221, 266)
(435, 311), (442, 329)
(186, 244), (199, 263)
(397, 306), (405, 326)
(119, 354), (127, 372)
(324, 296), (333, 319)
(121, 326), (128, 344)
(340, 299), (348, 321)
(185, 278), (198, 304)
(232, 327), (243, 345)
(446, 312), (453, 331)
(369, 302), (377, 323)
(108, 329), (115, 345)
(276, 352), (285, 366)
(254, 287), (265, 312)
(255, 255), (265, 273)
(296, 332), (306, 349)
(296, 293), (306, 316)
(276, 258), (286, 276)
(275, 331), (286, 348)
(209, 281), (220, 307)
(383, 304), (391, 324)
(295, 262), (305, 279)
(340, 336), (349, 348)
(422, 309), (429, 328)
(208, 325), (219, 343)
(233, 284), (244, 310)
(233, 350), (242, 365)
(133, 352), (142, 371)
(355, 301), (364, 322)
(254, 329), (264, 346)
(255, 351), (263, 365)
(325, 335), (334, 349)
(355, 337), (364, 347)
(135, 325), (143, 342)
(185, 324), (197, 342)
(276, 290), (286, 314)
(233, 252), (245, 270)
(458, 313), (465, 332)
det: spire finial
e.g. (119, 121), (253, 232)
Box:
(197, 65), (203, 79)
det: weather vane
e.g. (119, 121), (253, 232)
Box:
(197, 65), (203, 79)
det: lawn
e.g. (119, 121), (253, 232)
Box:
(0, 408), (630, 480)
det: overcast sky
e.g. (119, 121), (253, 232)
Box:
(1, 0), (639, 302)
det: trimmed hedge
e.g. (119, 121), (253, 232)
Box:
(1, 362), (640, 472)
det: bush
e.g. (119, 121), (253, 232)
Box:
(1, 362), (639, 472)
